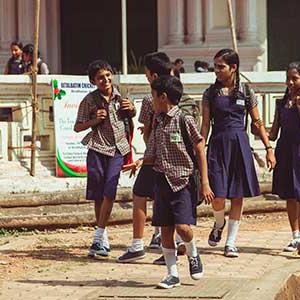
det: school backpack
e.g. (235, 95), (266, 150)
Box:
(207, 83), (265, 167)
(177, 93), (203, 205)
(91, 90), (134, 166)
(178, 93), (201, 129)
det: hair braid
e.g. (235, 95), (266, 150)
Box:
(231, 69), (240, 102)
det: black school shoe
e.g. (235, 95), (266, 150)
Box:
(188, 254), (204, 280)
(88, 241), (110, 258)
(208, 220), (226, 247)
(149, 233), (161, 249)
(157, 275), (180, 289)
(116, 249), (145, 263)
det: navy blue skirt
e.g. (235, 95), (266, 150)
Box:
(208, 129), (260, 199)
(273, 138), (300, 201)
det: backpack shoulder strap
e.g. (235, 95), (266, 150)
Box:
(179, 113), (197, 167)
(91, 90), (104, 109)
(243, 83), (251, 106)
(242, 83), (251, 131)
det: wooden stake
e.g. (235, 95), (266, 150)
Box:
(30, 0), (40, 176)
(227, 0), (238, 53)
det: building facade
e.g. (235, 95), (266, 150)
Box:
(0, 0), (300, 74)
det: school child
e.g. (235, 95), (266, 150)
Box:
(200, 49), (276, 257)
(143, 75), (214, 289)
(117, 52), (186, 264)
(269, 62), (300, 252)
(4, 41), (24, 74)
(22, 43), (49, 74)
(74, 59), (136, 257)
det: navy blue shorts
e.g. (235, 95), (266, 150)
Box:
(133, 165), (155, 199)
(86, 149), (124, 202)
(152, 173), (197, 226)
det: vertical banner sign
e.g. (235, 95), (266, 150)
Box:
(52, 77), (95, 177)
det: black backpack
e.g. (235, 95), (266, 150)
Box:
(179, 113), (203, 206)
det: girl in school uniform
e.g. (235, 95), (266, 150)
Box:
(269, 62), (300, 252)
(4, 41), (24, 74)
(201, 48), (276, 257)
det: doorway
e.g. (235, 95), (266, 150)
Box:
(267, 0), (300, 70)
(60, 0), (157, 74)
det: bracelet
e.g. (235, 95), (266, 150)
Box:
(265, 146), (272, 150)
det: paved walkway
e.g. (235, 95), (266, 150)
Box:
(0, 215), (299, 300)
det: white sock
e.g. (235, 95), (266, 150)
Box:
(162, 247), (178, 278)
(102, 228), (110, 248)
(213, 209), (225, 229)
(292, 230), (299, 240)
(175, 233), (183, 245)
(225, 219), (240, 247)
(154, 227), (161, 236)
(130, 238), (144, 252)
(94, 227), (110, 248)
(93, 227), (104, 243)
(184, 238), (198, 257)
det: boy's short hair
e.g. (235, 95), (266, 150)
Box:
(151, 75), (183, 105)
(144, 52), (172, 76)
(88, 59), (113, 82)
(22, 43), (40, 57)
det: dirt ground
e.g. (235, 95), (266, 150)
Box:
(0, 212), (293, 284)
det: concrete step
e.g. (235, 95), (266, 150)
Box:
(0, 195), (286, 230)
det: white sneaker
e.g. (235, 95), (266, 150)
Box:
(283, 239), (299, 252)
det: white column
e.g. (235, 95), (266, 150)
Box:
(0, 0), (17, 49)
(186, 0), (203, 44)
(238, 0), (258, 43)
(168, 0), (184, 45)
(45, 0), (61, 73)
(17, 0), (34, 45)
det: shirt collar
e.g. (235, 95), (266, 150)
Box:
(99, 85), (120, 101)
(166, 105), (180, 118)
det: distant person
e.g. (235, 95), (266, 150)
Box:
(194, 60), (209, 73)
(22, 44), (50, 74)
(4, 41), (24, 74)
(174, 58), (185, 73)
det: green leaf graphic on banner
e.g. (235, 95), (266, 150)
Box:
(52, 79), (66, 100)
(57, 149), (86, 177)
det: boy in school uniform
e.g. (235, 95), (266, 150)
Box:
(74, 59), (136, 257)
(117, 52), (187, 264)
(117, 52), (173, 262)
(144, 75), (214, 289)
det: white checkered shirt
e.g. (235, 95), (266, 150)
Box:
(75, 86), (136, 156)
(138, 94), (154, 126)
(144, 106), (203, 192)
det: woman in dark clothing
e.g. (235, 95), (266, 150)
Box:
(269, 62), (300, 252)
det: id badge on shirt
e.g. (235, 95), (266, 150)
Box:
(114, 101), (121, 111)
(236, 99), (245, 106)
(170, 132), (182, 143)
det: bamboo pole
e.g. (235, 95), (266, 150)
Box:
(226, 0), (238, 53)
(30, 0), (41, 176)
